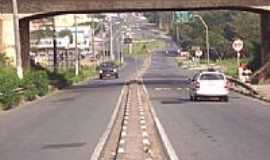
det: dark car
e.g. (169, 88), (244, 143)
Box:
(98, 61), (119, 79)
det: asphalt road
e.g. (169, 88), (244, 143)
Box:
(143, 49), (270, 160)
(0, 57), (139, 160)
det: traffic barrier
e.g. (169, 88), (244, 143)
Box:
(227, 76), (258, 96)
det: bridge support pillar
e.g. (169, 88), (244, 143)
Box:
(261, 13), (270, 64)
(253, 13), (270, 83)
(19, 18), (30, 70)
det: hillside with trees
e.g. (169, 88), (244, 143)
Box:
(144, 11), (261, 71)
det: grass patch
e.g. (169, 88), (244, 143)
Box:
(124, 40), (166, 59)
(200, 58), (250, 77)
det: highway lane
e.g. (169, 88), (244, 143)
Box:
(0, 57), (139, 160)
(143, 51), (270, 160)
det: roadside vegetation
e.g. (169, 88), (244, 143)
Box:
(176, 57), (249, 77)
(145, 11), (262, 76)
(0, 54), (96, 111)
(123, 40), (166, 59)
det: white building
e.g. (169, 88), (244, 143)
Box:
(32, 26), (92, 51)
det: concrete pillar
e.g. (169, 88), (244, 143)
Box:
(0, 14), (16, 64)
(0, 18), (3, 52)
(19, 18), (30, 69)
(261, 13), (270, 64)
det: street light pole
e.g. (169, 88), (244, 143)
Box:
(91, 21), (95, 57)
(194, 15), (210, 66)
(74, 14), (79, 76)
(52, 17), (58, 73)
(110, 17), (114, 61)
(12, 0), (23, 79)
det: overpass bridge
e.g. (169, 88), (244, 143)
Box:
(0, 0), (270, 79)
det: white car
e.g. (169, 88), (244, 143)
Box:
(189, 70), (229, 102)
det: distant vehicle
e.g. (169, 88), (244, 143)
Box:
(189, 69), (229, 102)
(98, 61), (119, 79)
(88, 55), (97, 62)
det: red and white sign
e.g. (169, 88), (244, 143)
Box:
(232, 39), (244, 52)
(195, 49), (203, 57)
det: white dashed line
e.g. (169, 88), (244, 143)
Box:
(142, 138), (151, 146)
(142, 131), (149, 137)
(121, 131), (127, 137)
(141, 125), (147, 130)
(118, 147), (125, 153)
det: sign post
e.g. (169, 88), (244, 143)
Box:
(232, 39), (244, 79)
(195, 49), (203, 64)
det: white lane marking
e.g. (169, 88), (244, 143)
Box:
(118, 147), (125, 153)
(123, 126), (128, 130)
(140, 120), (146, 125)
(142, 138), (151, 146)
(121, 131), (127, 137)
(155, 88), (171, 91)
(141, 125), (147, 130)
(142, 131), (149, 137)
(123, 120), (128, 125)
(120, 139), (125, 144)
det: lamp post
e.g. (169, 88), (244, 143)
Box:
(12, 0), (23, 79)
(109, 17), (115, 61)
(74, 14), (79, 76)
(52, 17), (57, 73)
(194, 15), (210, 66)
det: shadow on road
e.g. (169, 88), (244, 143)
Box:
(42, 142), (86, 150)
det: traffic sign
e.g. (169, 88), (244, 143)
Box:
(124, 37), (132, 44)
(174, 11), (194, 24)
(232, 39), (244, 52)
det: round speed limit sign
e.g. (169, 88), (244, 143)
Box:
(195, 49), (203, 57)
(232, 39), (244, 52)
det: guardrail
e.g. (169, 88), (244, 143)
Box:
(227, 76), (258, 96)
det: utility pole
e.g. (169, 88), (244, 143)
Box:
(110, 17), (115, 61)
(74, 15), (79, 76)
(194, 15), (210, 66)
(91, 22), (95, 57)
(52, 17), (57, 73)
(176, 24), (180, 44)
(12, 0), (23, 79)
(120, 33), (124, 65)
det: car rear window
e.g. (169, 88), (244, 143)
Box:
(101, 63), (114, 68)
(199, 73), (225, 80)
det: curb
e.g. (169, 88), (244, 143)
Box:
(137, 55), (180, 160)
(90, 84), (127, 160)
(229, 87), (270, 103)
(226, 77), (270, 103)
(141, 82), (180, 160)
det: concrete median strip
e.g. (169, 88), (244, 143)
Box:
(92, 56), (177, 160)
